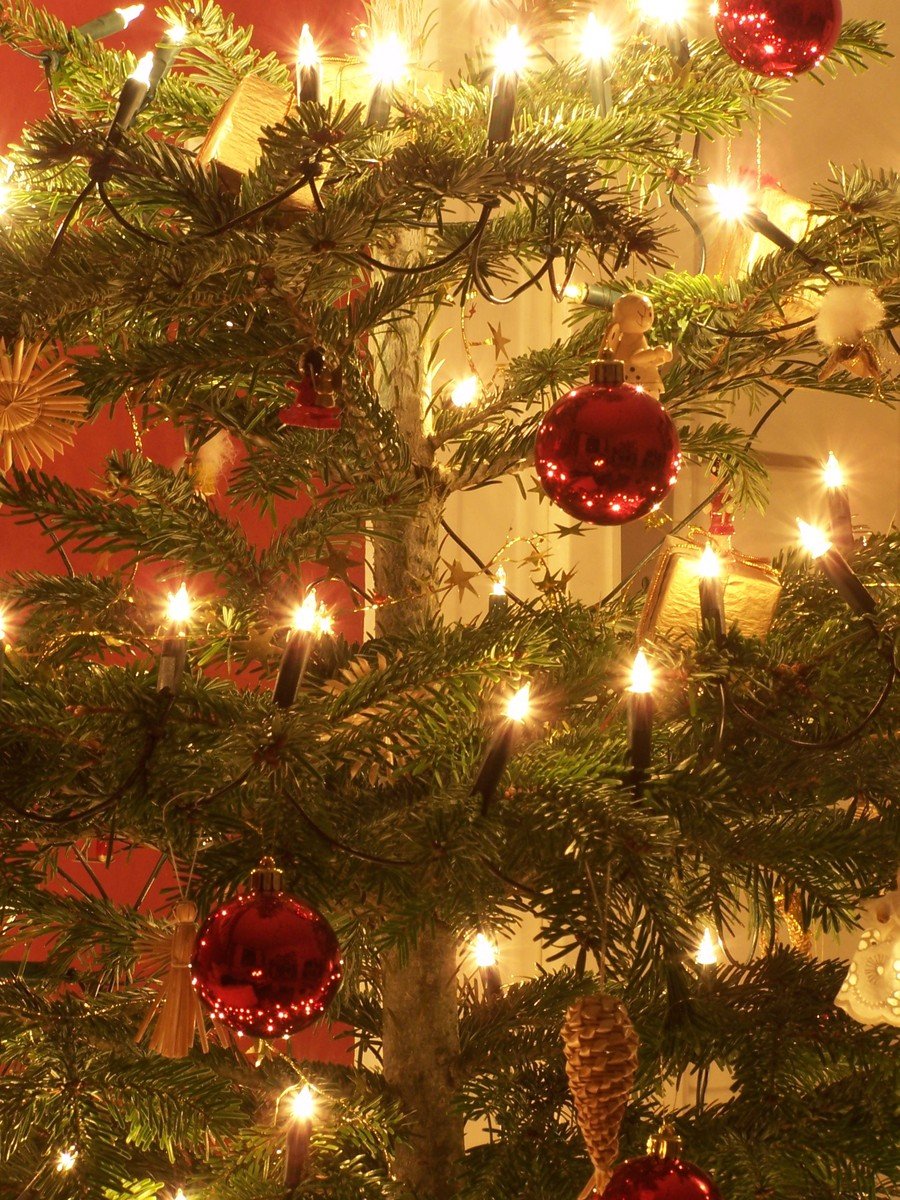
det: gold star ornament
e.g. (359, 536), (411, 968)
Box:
(0, 339), (87, 473)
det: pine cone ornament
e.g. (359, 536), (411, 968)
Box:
(562, 993), (639, 1195)
(0, 339), (87, 472)
(136, 900), (209, 1058)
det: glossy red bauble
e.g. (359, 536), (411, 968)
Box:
(602, 1152), (722, 1200)
(714, 0), (842, 78)
(534, 377), (681, 525)
(191, 877), (342, 1039)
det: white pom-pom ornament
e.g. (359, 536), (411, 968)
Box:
(815, 285), (885, 348)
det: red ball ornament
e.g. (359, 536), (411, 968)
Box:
(602, 1141), (722, 1200)
(191, 860), (342, 1039)
(534, 355), (681, 525)
(714, 0), (842, 78)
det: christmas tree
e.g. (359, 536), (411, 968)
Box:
(0, 0), (898, 1198)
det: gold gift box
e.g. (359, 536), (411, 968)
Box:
(638, 536), (782, 643)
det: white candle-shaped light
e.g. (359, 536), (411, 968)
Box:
(797, 520), (876, 615)
(296, 24), (321, 103)
(273, 591), (329, 708)
(488, 26), (528, 144)
(472, 932), (503, 1002)
(174, 1190), (187, 1200)
(472, 682), (531, 810)
(147, 22), (187, 96)
(581, 14), (614, 115)
(107, 51), (154, 146)
(697, 542), (725, 643)
(707, 183), (799, 253)
(822, 452), (854, 555)
(488, 565), (509, 614)
(55, 1148), (78, 1172)
(364, 33), (408, 128)
(157, 583), (190, 693)
(627, 649), (654, 782)
(451, 375), (479, 409)
(76, 3), (143, 40)
(637, 0), (690, 66)
(284, 1085), (314, 1187)
(694, 926), (719, 968)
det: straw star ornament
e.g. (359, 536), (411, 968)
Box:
(0, 339), (87, 472)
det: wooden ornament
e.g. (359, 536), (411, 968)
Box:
(601, 292), (672, 400)
(136, 899), (209, 1058)
(562, 993), (639, 1196)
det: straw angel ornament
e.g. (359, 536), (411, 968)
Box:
(136, 899), (209, 1058)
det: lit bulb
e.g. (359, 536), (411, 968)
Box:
(629, 648), (653, 695)
(492, 566), (507, 597)
(55, 1149), (77, 1172)
(708, 182), (752, 223)
(636, 0), (689, 25)
(116, 4), (144, 26)
(366, 33), (408, 87)
(694, 926), (719, 966)
(165, 21), (187, 43)
(130, 50), (155, 85)
(797, 519), (832, 559)
(297, 23), (319, 69)
(316, 610), (334, 637)
(581, 13), (614, 62)
(0, 612), (6, 642)
(823, 451), (844, 489)
(697, 543), (721, 580)
(494, 26), (529, 77)
(451, 375), (479, 408)
(174, 1190), (187, 1200)
(166, 583), (191, 625)
(290, 1084), (315, 1121)
(473, 932), (498, 969)
(292, 591), (320, 633)
(505, 683), (531, 723)
(564, 282), (588, 302)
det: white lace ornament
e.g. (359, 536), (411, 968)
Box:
(835, 881), (900, 1028)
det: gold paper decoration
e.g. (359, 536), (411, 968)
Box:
(638, 535), (782, 643)
(0, 339), (87, 473)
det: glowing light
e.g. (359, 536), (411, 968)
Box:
(290, 1084), (315, 1121)
(697, 543), (721, 580)
(629, 648), (653, 695)
(55, 1149), (77, 1172)
(505, 683), (531, 723)
(451, 375), (480, 408)
(708, 182), (752, 223)
(581, 13), (614, 62)
(694, 927), (719, 966)
(564, 282), (588, 302)
(0, 612), (5, 642)
(365, 33), (408, 87)
(316, 610), (334, 637)
(116, 4), (144, 26)
(165, 21), (187, 43)
(292, 591), (320, 633)
(823, 451), (844, 489)
(166, 583), (191, 626)
(637, 0), (689, 25)
(174, 1190), (188, 1200)
(797, 519), (832, 559)
(494, 26), (529, 77)
(130, 51), (155, 85)
(492, 566), (507, 597)
(297, 23), (319, 69)
(472, 933), (498, 969)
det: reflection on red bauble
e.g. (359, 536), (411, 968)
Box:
(191, 861), (342, 1039)
(715, 0), (842, 78)
(602, 1152), (722, 1200)
(534, 360), (681, 525)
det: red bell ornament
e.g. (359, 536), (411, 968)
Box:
(714, 0), (842, 78)
(191, 859), (343, 1039)
(602, 1131), (722, 1200)
(534, 354), (681, 525)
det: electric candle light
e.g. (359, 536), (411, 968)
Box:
(488, 565), (509, 614)
(564, 280), (621, 309)
(472, 932), (503, 1002)
(147, 22), (187, 97)
(797, 520), (876, 615)
(822, 452), (855, 555)
(488, 26), (529, 144)
(472, 681), (531, 809)
(697, 542), (725, 643)
(296, 24), (321, 104)
(174, 1191), (187, 1200)
(106, 52), (155, 147)
(365, 33), (408, 128)
(708, 183), (800, 253)
(581, 14), (614, 115)
(55, 1149), (77, 1172)
(636, 0), (690, 67)
(76, 3), (143, 41)
(284, 1085), (314, 1187)
(157, 583), (190, 693)
(627, 648), (654, 783)
(273, 591), (329, 708)
(451, 375), (479, 408)
(694, 926), (719, 967)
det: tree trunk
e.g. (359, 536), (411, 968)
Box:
(373, 227), (465, 1198)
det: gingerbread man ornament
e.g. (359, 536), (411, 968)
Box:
(602, 292), (672, 399)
